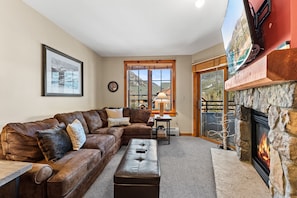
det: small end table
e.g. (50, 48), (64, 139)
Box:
(0, 160), (32, 198)
(154, 115), (172, 144)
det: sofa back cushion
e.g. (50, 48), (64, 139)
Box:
(1, 118), (59, 162)
(54, 111), (89, 134)
(0, 143), (5, 160)
(130, 109), (151, 123)
(123, 108), (130, 117)
(82, 110), (103, 133)
(97, 108), (108, 127)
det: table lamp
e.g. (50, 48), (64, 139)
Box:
(156, 92), (168, 116)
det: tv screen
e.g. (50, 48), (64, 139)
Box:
(221, 0), (261, 75)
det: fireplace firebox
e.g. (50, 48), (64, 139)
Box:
(251, 110), (270, 186)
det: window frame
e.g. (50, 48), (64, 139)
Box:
(124, 60), (176, 116)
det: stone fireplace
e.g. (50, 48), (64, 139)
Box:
(234, 82), (297, 197)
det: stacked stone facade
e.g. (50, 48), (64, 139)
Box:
(234, 82), (297, 197)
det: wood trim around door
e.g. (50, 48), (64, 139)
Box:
(192, 55), (227, 137)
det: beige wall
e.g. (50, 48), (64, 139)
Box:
(101, 56), (193, 134)
(192, 43), (226, 64)
(0, 0), (102, 129)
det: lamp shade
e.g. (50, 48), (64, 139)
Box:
(156, 92), (167, 100)
(155, 92), (168, 116)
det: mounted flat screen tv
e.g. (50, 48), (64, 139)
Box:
(221, 0), (262, 75)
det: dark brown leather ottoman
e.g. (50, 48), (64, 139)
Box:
(114, 139), (160, 198)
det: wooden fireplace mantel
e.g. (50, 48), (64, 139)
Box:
(225, 48), (297, 91)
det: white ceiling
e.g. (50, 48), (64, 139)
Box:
(22, 0), (228, 57)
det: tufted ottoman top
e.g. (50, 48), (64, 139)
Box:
(114, 139), (160, 185)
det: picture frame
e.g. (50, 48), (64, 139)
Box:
(42, 44), (83, 96)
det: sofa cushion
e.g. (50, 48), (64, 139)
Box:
(1, 118), (59, 162)
(0, 141), (5, 160)
(46, 149), (101, 197)
(54, 111), (90, 134)
(107, 127), (124, 141)
(66, 119), (86, 150)
(92, 127), (109, 134)
(108, 117), (130, 127)
(92, 127), (123, 142)
(97, 108), (108, 127)
(83, 134), (115, 156)
(121, 123), (153, 145)
(106, 108), (123, 118)
(36, 126), (72, 162)
(82, 110), (103, 133)
(130, 109), (151, 123)
(123, 107), (131, 117)
(123, 123), (153, 135)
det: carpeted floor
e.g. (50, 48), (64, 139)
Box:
(83, 136), (218, 198)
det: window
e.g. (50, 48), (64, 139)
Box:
(124, 60), (176, 116)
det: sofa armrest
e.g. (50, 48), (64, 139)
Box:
(24, 163), (53, 184)
(147, 117), (154, 127)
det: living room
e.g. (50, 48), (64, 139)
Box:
(0, 0), (212, 134)
(0, 1), (222, 197)
(1, 0), (297, 198)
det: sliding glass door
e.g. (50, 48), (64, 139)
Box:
(192, 55), (235, 148)
(199, 69), (235, 147)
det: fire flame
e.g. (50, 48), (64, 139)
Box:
(257, 133), (270, 169)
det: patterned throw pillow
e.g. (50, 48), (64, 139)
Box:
(36, 126), (72, 162)
(107, 117), (131, 127)
(66, 119), (86, 150)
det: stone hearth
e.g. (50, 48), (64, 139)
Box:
(234, 82), (297, 198)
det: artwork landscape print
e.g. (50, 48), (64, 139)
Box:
(42, 44), (83, 96)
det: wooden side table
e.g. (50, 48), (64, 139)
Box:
(154, 115), (172, 144)
(0, 160), (32, 198)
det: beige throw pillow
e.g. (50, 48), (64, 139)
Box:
(66, 119), (86, 150)
(106, 108), (123, 118)
(108, 117), (131, 127)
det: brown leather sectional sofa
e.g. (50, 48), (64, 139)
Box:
(0, 107), (153, 198)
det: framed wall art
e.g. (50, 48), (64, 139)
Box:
(108, 81), (119, 92)
(42, 44), (83, 96)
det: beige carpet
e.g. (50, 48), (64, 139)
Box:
(211, 148), (271, 198)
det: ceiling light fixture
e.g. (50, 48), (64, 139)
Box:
(195, 0), (205, 8)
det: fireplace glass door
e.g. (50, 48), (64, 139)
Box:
(252, 110), (270, 186)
